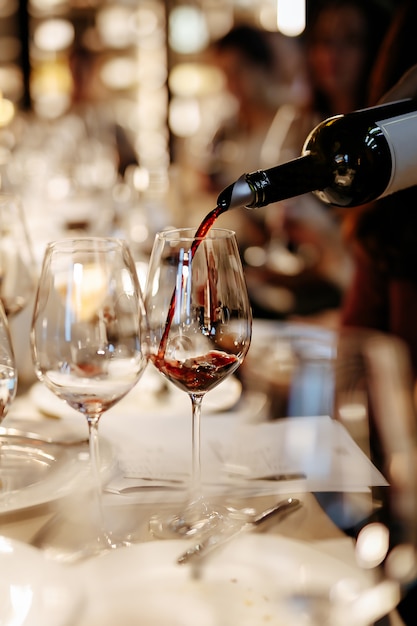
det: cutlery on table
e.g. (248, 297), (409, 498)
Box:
(247, 472), (306, 481)
(104, 478), (185, 494)
(105, 471), (307, 495)
(177, 496), (301, 565)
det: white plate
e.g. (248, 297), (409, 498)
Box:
(0, 437), (115, 514)
(75, 534), (374, 626)
(0, 535), (83, 626)
(29, 370), (243, 420)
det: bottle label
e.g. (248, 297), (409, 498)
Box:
(378, 111), (417, 196)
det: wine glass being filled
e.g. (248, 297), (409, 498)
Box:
(145, 227), (252, 538)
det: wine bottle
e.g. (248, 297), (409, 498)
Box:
(216, 99), (417, 210)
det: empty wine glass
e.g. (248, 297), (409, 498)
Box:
(0, 300), (18, 497)
(0, 301), (17, 419)
(144, 227), (252, 538)
(0, 193), (35, 317)
(30, 237), (148, 557)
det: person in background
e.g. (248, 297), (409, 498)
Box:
(340, 0), (417, 376)
(198, 24), (337, 318)
(259, 0), (392, 319)
(305, 0), (391, 117)
(199, 24), (311, 249)
(338, 10), (417, 619)
(200, 23), (355, 318)
(192, 8), (391, 320)
(68, 40), (138, 178)
(203, 24), (311, 193)
(244, 0), (390, 319)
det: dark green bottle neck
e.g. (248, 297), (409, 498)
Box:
(246, 154), (329, 208)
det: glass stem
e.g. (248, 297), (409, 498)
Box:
(190, 393), (204, 501)
(87, 416), (108, 539)
(0, 439), (9, 502)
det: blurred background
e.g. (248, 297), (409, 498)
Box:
(0, 0), (402, 330)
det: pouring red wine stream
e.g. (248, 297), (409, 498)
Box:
(157, 205), (227, 359)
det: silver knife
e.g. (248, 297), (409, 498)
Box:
(177, 496), (301, 565)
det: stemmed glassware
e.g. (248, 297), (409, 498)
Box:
(0, 193), (35, 318)
(0, 193), (31, 500)
(144, 227), (252, 538)
(30, 237), (148, 557)
(0, 300), (18, 497)
(0, 301), (17, 418)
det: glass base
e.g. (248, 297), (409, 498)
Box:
(29, 491), (142, 563)
(31, 512), (136, 563)
(149, 496), (230, 540)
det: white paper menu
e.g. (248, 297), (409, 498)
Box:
(102, 414), (388, 499)
(217, 415), (388, 492)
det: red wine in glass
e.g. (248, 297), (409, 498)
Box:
(150, 350), (239, 394)
(145, 223), (251, 539)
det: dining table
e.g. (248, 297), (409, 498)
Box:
(0, 318), (407, 626)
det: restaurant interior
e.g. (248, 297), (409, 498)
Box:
(0, 1), (416, 626)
